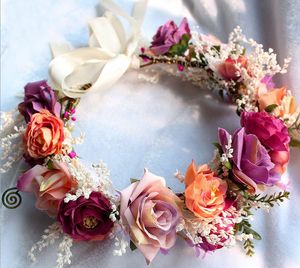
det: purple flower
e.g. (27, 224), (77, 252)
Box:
(18, 80), (61, 123)
(241, 111), (290, 177)
(57, 192), (114, 241)
(150, 18), (190, 55)
(261, 75), (275, 89)
(219, 128), (276, 192)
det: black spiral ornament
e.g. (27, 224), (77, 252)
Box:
(1, 187), (22, 209)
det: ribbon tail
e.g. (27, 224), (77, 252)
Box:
(91, 54), (131, 93)
(131, 0), (148, 27)
(50, 43), (71, 58)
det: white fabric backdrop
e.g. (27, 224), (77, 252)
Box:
(1, 0), (300, 268)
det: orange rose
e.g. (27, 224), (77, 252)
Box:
(185, 161), (227, 219)
(258, 87), (296, 116)
(24, 109), (64, 158)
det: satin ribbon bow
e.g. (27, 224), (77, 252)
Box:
(49, 0), (148, 98)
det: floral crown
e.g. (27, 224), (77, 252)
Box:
(1, 0), (299, 267)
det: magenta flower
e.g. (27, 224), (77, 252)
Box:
(57, 192), (113, 241)
(150, 18), (190, 55)
(241, 111), (290, 175)
(219, 127), (276, 192)
(241, 112), (290, 152)
(18, 80), (61, 123)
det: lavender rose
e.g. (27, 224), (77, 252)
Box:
(18, 80), (61, 123)
(219, 127), (276, 193)
(120, 170), (182, 264)
(241, 111), (290, 175)
(57, 192), (113, 241)
(150, 18), (190, 55)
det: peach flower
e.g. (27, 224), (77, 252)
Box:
(17, 161), (77, 216)
(218, 56), (247, 81)
(258, 87), (296, 116)
(24, 109), (64, 158)
(185, 161), (227, 219)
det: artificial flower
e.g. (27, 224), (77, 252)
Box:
(218, 56), (247, 81)
(120, 169), (182, 264)
(198, 209), (236, 252)
(17, 161), (77, 216)
(150, 18), (191, 55)
(260, 75), (275, 90)
(57, 192), (113, 241)
(184, 162), (227, 219)
(241, 111), (290, 151)
(219, 127), (276, 192)
(18, 80), (61, 123)
(258, 87), (296, 116)
(241, 111), (290, 175)
(24, 109), (64, 158)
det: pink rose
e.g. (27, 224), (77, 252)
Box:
(241, 111), (290, 175)
(24, 109), (64, 158)
(150, 18), (190, 55)
(57, 192), (114, 241)
(218, 56), (247, 81)
(120, 170), (182, 264)
(17, 161), (77, 216)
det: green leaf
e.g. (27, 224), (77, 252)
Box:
(244, 226), (262, 240)
(169, 34), (191, 56)
(130, 240), (137, 251)
(212, 142), (223, 154)
(47, 160), (54, 170)
(224, 161), (232, 170)
(130, 178), (139, 184)
(264, 104), (278, 113)
(243, 239), (255, 256)
(290, 138), (300, 147)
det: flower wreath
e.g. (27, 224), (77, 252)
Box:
(1, 0), (300, 267)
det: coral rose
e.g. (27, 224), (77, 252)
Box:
(218, 56), (247, 81)
(150, 18), (191, 55)
(184, 161), (227, 219)
(57, 192), (114, 241)
(258, 87), (296, 116)
(24, 109), (64, 158)
(17, 161), (77, 216)
(120, 169), (182, 264)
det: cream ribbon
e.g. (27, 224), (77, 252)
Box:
(49, 0), (148, 99)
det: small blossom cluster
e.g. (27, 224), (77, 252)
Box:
(140, 19), (300, 146)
